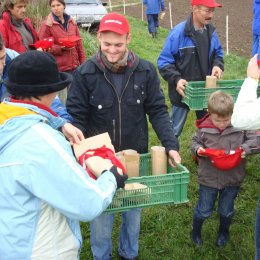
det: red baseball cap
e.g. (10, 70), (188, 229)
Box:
(192, 0), (222, 7)
(98, 12), (130, 35)
(198, 148), (242, 171)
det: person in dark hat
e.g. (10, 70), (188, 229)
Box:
(158, 0), (224, 138)
(0, 50), (128, 259)
(0, 32), (84, 144)
(66, 12), (181, 260)
(191, 90), (259, 248)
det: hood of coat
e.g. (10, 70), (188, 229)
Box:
(195, 113), (216, 129)
(0, 100), (66, 150)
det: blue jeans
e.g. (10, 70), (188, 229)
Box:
(147, 14), (159, 34)
(255, 196), (260, 260)
(194, 184), (240, 220)
(252, 34), (260, 57)
(171, 105), (207, 137)
(90, 208), (141, 259)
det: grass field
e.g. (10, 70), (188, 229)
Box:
(78, 16), (259, 260)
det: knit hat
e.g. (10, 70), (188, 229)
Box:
(191, 0), (222, 8)
(198, 148), (242, 170)
(98, 12), (130, 35)
(5, 51), (72, 96)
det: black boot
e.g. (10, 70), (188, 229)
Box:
(216, 215), (232, 247)
(192, 217), (204, 247)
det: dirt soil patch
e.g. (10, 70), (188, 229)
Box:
(114, 0), (252, 58)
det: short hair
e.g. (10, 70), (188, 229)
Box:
(208, 91), (234, 117)
(0, 33), (4, 50)
(49, 0), (65, 7)
(3, 0), (27, 11)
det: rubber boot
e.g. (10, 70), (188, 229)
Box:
(152, 32), (156, 38)
(216, 215), (232, 247)
(192, 217), (204, 247)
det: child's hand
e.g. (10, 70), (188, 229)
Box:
(240, 147), (246, 158)
(197, 147), (206, 157)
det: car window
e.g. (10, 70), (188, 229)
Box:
(66, 0), (99, 4)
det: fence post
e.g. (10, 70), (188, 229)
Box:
(142, 1), (144, 21)
(108, 0), (112, 11)
(123, 0), (126, 14)
(169, 1), (173, 29)
(226, 15), (229, 55)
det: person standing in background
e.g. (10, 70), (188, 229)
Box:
(0, 0), (38, 52)
(143, 0), (165, 38)
(39, 0), (86, 102)
(157, 0), (224, 138)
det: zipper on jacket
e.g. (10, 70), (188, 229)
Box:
(112, 119), (116, 142)
(104, 72), (133, 150)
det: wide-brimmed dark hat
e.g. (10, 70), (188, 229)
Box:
(5, 51), (72, 96)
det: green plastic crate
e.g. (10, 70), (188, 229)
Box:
(182, 79), (260, 110)
(104, 153), (190, 213)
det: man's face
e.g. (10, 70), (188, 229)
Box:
(193, 5), (215, 28)
(0, 47), (6, 77)
(97, 32), (131, 63)
(9, 2), (27, 21)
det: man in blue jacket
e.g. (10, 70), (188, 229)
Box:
(252, 0), (260, 62)
(143, 0), (165, 38)
(158, 0), (224, 138)
(67, 12), (181, 260)
(0, 32), (84, 144)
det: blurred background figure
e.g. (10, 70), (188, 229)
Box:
(252, 0), (260, 65)
(39, 0), (86, 103)
(143, 0), (165, 38)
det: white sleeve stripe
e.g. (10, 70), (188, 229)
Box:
(32, 124), (114, 199)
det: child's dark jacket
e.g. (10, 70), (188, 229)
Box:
(191, 114), (259, 189)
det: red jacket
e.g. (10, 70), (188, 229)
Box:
(0, 11), (38, 53)
(38, 13), (86, 72)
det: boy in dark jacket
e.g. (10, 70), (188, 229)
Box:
(191, 91), (259, 248)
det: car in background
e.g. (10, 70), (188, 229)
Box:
(65, 0), (107, 31)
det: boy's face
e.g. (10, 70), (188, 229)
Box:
(210, 113), (231, 131)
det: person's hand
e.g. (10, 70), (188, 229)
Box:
(240, 147), (246, 158)
(109, 165), (128, 189)
(85, 156), (114, 177)
(168, 150), (181, 167)
(61, 123), (84, 145)
(247, 54), (260, 81)
(197, 147), (206, 156)
(211, 66), (223, 79)
(61, 46), (75, 51)
(160, 11), (166, 20)
(176, 79), (187, 97)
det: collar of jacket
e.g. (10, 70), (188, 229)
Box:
(91, 50), (140, 74)
(45, 12), (76, 27)
(0, 102), (36, 124)
(184, 12), (215, 38)
(2, 11), (32, 32)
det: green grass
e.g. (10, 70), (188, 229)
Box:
(78, 15), (259, 260)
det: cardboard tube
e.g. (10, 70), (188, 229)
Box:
(151, 146), (167, 175)
(205, 76), (217, 88)
(123, 149), (140, 178)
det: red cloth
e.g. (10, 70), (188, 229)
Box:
(0, 12), (38, 53)
(198, 148), (243, 171)
(58, 36), (81, 48)
(29, 37), (54, 51)
(79, 146), (126, 179)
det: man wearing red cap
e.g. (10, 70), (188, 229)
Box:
(191, 91), (259, 248)
(158, 0), (224, 138)
(67, 12), (181, 260)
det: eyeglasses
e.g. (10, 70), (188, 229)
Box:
(198, 7), (215, 14)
